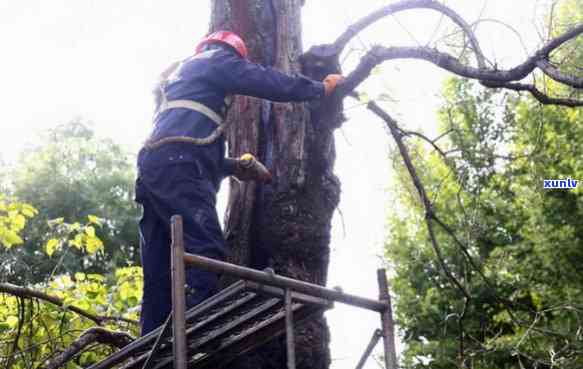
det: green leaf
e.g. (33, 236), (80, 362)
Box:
(6, 316), (19, 328)
(85, 236), (103, 254)
(21, 204), (38, 218)
(85, 226), (96, 238)
(358, 92), (370, 104)
(69, 234), (84, 249)
(87, 274), (105, 282)
(87, 214), (103, 226)
(128, 296), (139, 306)
(2, 231), (24, 248)
(119, 283), (130, 300)
(46, 238), (60, 256)
(47, 217), (65, 226)
(86, 291), (99, 299)
(80, 351), (97, 365)
(11, 214), (26, 230)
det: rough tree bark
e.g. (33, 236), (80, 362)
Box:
(210, 1), (342, 369)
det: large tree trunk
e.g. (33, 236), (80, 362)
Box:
(210, 1), (342, 369)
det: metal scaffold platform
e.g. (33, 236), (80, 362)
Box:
(90, 215), (397, 369)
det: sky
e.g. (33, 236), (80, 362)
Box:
(0, 0), (552, 368)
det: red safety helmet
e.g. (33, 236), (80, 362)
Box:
(195, 31), (249, 59)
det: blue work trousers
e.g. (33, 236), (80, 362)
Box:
(135, 162), (227, 336)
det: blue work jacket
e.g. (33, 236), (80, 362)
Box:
(138, 47), (325, 192)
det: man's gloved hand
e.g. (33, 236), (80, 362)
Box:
(233, 153), (272, 183)
(323, 74), (344, 96)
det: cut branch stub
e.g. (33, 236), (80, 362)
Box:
(300, 44), (341, 81)
(301, 44), (345, 130)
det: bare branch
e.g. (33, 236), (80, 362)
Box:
(334, 0), (487, 68)
(5, 297), (25, 369)
(341, 32), (580, 87)
(459, 296), (470, 368)
(330, 0), (583, 106)
(538, 22), (583, 57)
(383, 128), (569, 355)
(482, 81), (583, 107)
(472, 18), (530, 58)
(0, 283), (138, 326)
(536, 59), (583, 88)
(338, 41), (583, 106)
(359, 95), (471, 299)
(348, 46), (503, 89)
(548, 1), (558, 44)
(360, 96), (576, 344)
(400, 129), (449, 158)
(44, 327), (133, 369)
(433, 128), (454, 143)
(425, 11), (445, 47)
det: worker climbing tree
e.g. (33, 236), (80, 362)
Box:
(135, 30), (343, 336)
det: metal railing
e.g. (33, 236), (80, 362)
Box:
(170, 215), (398, 369)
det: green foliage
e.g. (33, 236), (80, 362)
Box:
(388, 83), (583, 368)
(44, 215), (106, 257)
(0, 120), (143, 366)
(0, 197), (141, 368)
(385, 3), (583, 367)
(0, 270), (141, 368)
(2, 119), (140, 284)
(0, 196), (37, 249)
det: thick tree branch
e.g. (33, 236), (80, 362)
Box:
(332, 3), (583, 106)
(335, 1), (579, 74)
(0, 283), (138, 326)
(44, 327), (133, 369)
(338, 42), (583, 106)
(538, 22), (583, 57)
(340, 46), (528, 92)
(536, 59), (583, 88)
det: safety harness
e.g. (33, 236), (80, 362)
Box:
(142, 60), (232, 151)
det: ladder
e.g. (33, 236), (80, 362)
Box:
(90, 215), (397, 369)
